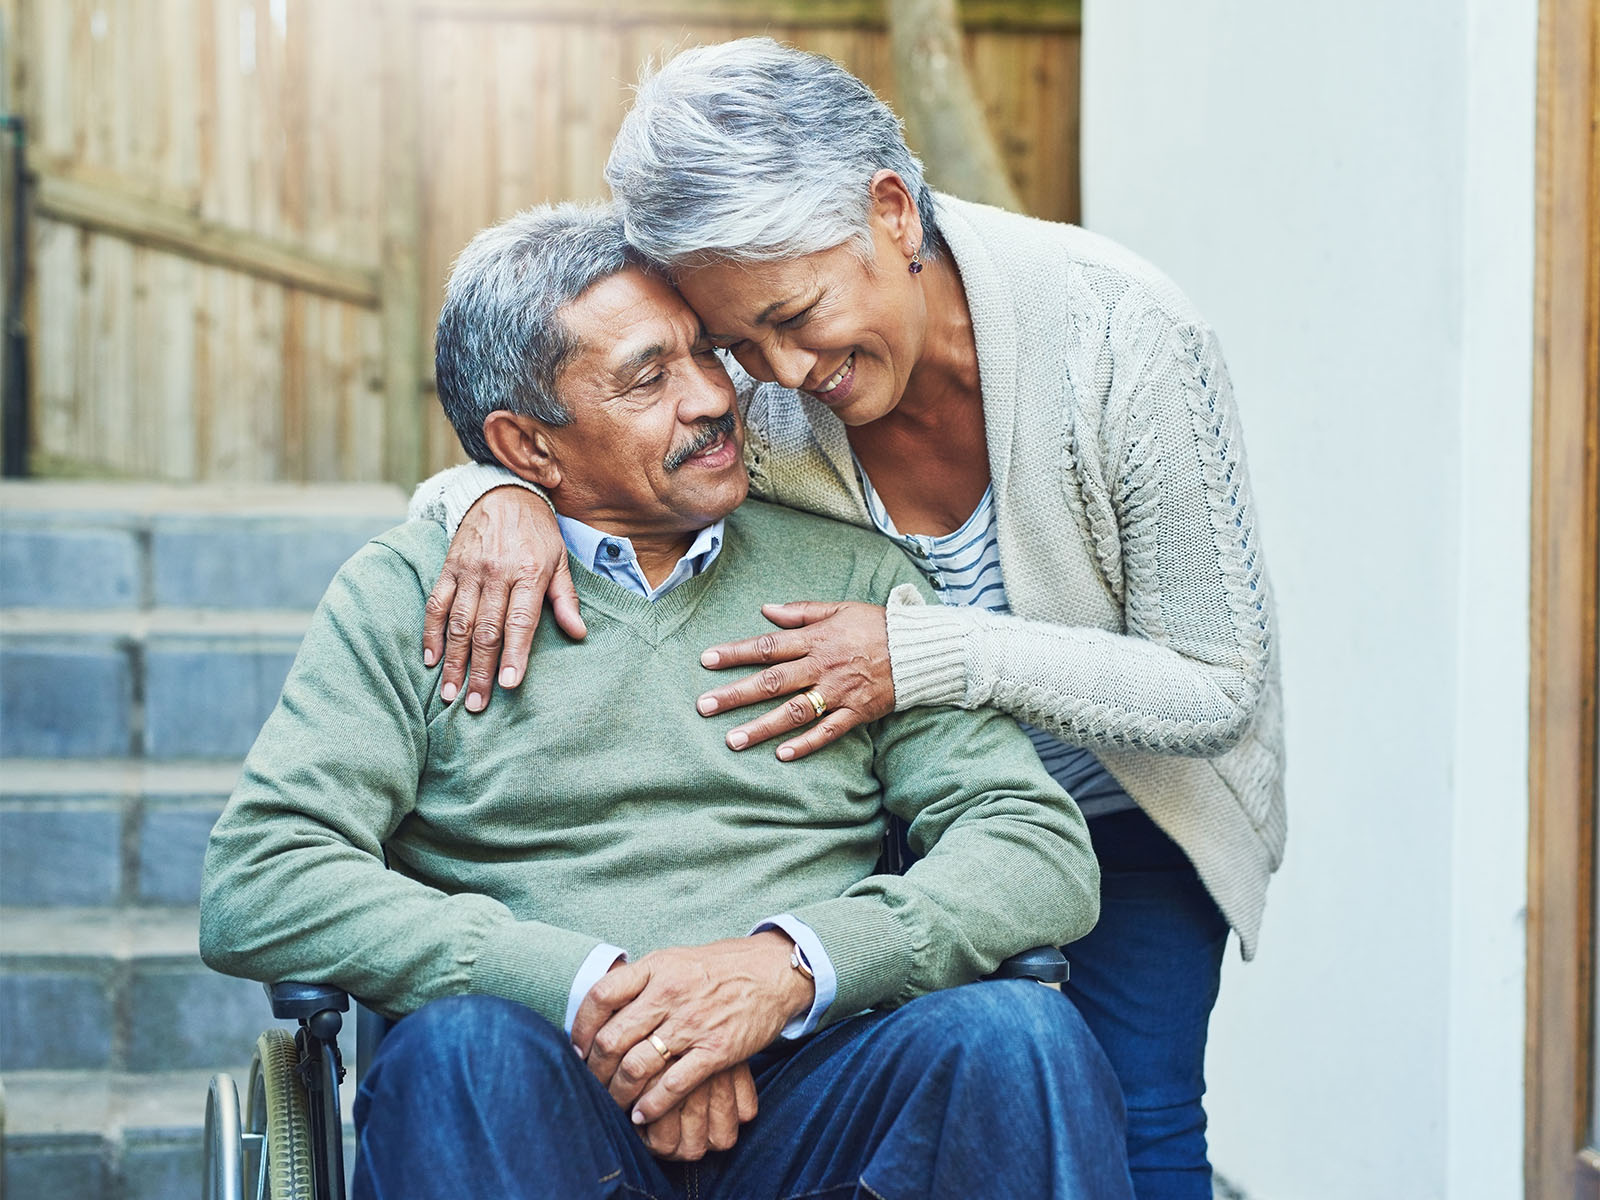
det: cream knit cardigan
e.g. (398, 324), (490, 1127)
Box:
(411, 195), (1285, 959)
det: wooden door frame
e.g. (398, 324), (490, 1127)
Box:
(1526, 0), (1600, 1196)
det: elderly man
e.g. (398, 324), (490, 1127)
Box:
(200, 203), (1133, 1200)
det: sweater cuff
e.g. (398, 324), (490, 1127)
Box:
(427, 463), (552, 542)
(786, 895), (916, 1021)
(468, 921), (601, 1029)
(885, 585), (973, 710)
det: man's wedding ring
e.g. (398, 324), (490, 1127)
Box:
(648, 1033), (672, 1060)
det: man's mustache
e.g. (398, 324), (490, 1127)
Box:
(664, 414), (738, 472)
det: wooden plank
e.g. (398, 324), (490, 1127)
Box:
(379, 0), (425, 484)
(191, 258), (216, 478)
(28, 219), (77, 473)
(277, 0), (306, 477)
(355, 302), (388, 483)
(156, 247), (199, 478)
(559, 21), (617, 201)
(31, 165), (382, 305)
(1525, 0), (1600, 1196)
(413, 0), (1081, 33)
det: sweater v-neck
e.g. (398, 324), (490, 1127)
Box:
(565, 548), (722, 646)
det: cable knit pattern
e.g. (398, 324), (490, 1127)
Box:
(409, 195), (1285, 958)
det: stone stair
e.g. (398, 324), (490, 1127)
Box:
(1, 482), (407, 1198)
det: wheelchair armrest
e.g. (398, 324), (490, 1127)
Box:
(266, 981), (351, 1021)
(985, 946), (1070, 984)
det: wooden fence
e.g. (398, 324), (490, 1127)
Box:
(4, 0), (1081, 486)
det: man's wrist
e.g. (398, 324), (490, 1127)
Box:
(754, 929), (815, 1020)
(565, 942), (627, 1036)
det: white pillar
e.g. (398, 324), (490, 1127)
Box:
(1080, 3), (1535, 1195)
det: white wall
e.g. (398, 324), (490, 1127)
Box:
(1080, 3), (1536, 1198)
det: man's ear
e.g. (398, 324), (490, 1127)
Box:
(482, 411), (563, 490)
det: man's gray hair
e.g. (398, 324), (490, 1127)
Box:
(604, 37), (942, 270)
(435, 202), (643, 464)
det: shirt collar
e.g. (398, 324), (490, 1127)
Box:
(555, 514), (725, 600)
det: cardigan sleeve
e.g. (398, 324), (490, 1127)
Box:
(408, 461), (548, 542)
(885, 320), (1274, 758)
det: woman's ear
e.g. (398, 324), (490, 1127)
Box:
(867, 169), (922, 257)
(483, 411), (562, 491)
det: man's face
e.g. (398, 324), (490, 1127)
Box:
(544, 268), (747, 536)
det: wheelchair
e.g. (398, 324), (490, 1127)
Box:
(202, 821), (1071, 1200)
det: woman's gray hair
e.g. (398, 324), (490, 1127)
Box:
(604, 37), (942, 270)
(434, 202), (644, 464)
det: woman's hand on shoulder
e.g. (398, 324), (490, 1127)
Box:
(423, 486), (587, 711)
(696, 601), (893, 761)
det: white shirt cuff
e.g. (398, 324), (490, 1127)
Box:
(564, 943), (627, 1036)
(751, 915), (836, 1039)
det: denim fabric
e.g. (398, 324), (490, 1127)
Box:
(1063, 808), (1230, 1200)
(352, 983), (1134, 1200)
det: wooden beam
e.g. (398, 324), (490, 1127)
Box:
(1525, 0), (1600, 1196)
(411, 0), (1081, 34)
(379, 0), (425, 486)
(29, 166), (382, 308)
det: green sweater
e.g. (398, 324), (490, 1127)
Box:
(200, 501), (1098, 1028)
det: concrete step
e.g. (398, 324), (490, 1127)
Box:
(3, 1066), (358, 1200)
(0, 481), (406, 611)
(2, 1068), (242, 1199)
(0, 761), (239, 908)
(0, 611), (308, 760)
(0, 908), (267, 1074)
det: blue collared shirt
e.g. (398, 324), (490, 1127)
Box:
(555, 514), (838, 1039)
(556, 515), (725, 601)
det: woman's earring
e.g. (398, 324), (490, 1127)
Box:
(908, 251), (924, 275)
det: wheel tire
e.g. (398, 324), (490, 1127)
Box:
(246, 1029), (315, 1200)
(203, 1073), (244, 1200)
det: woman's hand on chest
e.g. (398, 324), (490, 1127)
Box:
(694, 600), (894, 761)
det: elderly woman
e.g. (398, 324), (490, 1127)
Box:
(411, 38), (1283, 1200)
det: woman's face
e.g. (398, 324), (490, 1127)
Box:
(674, 186), (926, 427)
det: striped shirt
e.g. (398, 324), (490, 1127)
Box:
(857, 467), (1133, 820)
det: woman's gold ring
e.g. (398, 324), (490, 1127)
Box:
(803, 690), (828, 719)
(648, 1033), (672, 1060)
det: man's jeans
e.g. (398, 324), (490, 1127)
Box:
(1064, 809), (1230, 1200)
(352, 981), (1135, 1200)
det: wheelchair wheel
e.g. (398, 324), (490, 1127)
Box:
(245, 1029), (315, 1200)
(203, 1073), (244, 1200)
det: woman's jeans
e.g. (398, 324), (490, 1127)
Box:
(352, 981), (1135, 1200)
(1064, 807), (1230, 1200)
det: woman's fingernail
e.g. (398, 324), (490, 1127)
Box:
(424, 648), (437, 667)
(728, 730), (748, 749)
(466, 691), (485, 712)
(698, 696), (718, 715)
(777, 746), (795, 761)
(500, 667), (516, 687)
(632, 1110), (645, 1126)
(701, 650), (720, 667)
(441, 682), (458, 702)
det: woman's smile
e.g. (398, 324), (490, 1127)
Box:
(806, 352), (857, 404)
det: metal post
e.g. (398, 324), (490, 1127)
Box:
(1, 112), (27, 478)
